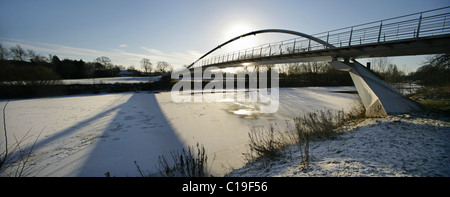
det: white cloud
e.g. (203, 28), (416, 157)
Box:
(1, 38), (105, 60)
(140, 47), (165, 56)
(0, 38), (201, 70)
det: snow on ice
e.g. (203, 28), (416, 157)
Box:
(1, 86), (448, 177)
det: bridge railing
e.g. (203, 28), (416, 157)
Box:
(195, 6), (450, 68)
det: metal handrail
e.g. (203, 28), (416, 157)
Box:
(193, 6), (450, 68)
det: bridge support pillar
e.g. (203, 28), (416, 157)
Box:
(329, 60), (422, 117)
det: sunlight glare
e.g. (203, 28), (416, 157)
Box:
(223, 23), (257, 53)
(225, 24), (252, 40)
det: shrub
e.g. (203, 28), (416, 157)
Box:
(136, 143), (209, 177)
(245, 124), (286, 162)
(292, 110), (336, 167)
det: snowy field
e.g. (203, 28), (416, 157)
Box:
(1, 87), (360, 177)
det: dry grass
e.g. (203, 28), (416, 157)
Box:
(244, 102), (365, 169)
(135, 143), (209, 177)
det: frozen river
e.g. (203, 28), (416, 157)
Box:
(1, 86), (359, 177)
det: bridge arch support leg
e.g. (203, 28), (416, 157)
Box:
(329, 60), (422, 117)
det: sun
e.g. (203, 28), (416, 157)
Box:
(224, 24), (253, 40)
(222, 23), (257, 53)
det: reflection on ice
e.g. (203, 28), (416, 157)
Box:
(225, 101), (268, 119)
(233, 109), (256, 115)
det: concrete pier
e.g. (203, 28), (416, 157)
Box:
(330, 60), (422, 117)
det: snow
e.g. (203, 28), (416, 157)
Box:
(2, 93), (183, 176)
(228, 113), (450, 177)
(3, 86), (446, 177)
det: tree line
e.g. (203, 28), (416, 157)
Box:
(0, 44), (173, 84)
(410, 54), (449, 86)
(1, 44), (447, 87)
(276, 62), (354, 86)
(275, 54), (449, 87)
(197, 55), (448, 88)
(368, 55), (449, 86)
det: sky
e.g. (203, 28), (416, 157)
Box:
(0, 0), (448, 72)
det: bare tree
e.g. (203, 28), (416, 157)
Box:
(140, 58), (153, 74)
(310, 62), (319, 73)
(156, 61), (172, 73)
(116, 65), (126, 71)
(253, 64), (261, 73)
(26, 49), (36, 62)
(9, 45), (26, 61)
(300, 63), (311, 73)
(128, 65), (136, 71)
(286, 62), (301, 75)
(279, 64), (289, 74)
(95, 56), (113, 69)
(0, 44), (9, 60)
(27, 49), (47, 63)
(371, 57), (391, 73)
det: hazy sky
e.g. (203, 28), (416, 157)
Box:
(0, 0), (448, 71)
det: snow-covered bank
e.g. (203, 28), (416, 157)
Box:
(228, 113), (450, 177)
(1, 87), (360, 177)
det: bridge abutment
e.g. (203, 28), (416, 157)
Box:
(330, 60), (422, 117)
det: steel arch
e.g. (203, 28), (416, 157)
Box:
(187, 29), (335, 69)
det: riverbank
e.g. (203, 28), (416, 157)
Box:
(228, 112), (450, 177)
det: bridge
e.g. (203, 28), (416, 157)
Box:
(184, 6), (450, 117)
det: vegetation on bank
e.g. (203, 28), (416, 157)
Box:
(134, 143), (209, 177)
(243, 103), (365, 170)
(406, 54), (450, 112)
(408, 85), (450, 112)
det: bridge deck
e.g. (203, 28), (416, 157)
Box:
(189, 7), (450, 70)
(199, 34), (450, 69)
